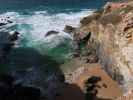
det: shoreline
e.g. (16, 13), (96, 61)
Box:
(0, 0), (132, 99)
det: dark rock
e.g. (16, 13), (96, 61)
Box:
(86, 54), (99, 63)
(0, 31), (20, 62)
(55, 73), (65, 83)
(124, 23), (133, 32)
(81, 32), (91, 44)
(85, 76), (101, 84)
(85, 76), (102, 100)
(102, 83), (107, 88)
(64, 25), (76, 34)
(45, 30), (59, 37)
(0, 17), (13, 26)
(72, 32), (91, 58)
(9, 31), (20, 41)
(0, 23), (7, 26)
(7, 20), (13, 24)
(72, 52), (80, 58)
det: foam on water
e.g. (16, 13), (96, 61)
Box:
(29, 10), (92, 45)
(0, 9), (94, 55)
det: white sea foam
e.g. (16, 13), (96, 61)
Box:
(0, 9), (94, 48)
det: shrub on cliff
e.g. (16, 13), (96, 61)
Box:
(119, 5), (133, 13)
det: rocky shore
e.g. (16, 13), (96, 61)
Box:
(64, 0), (133, 99)
(0, 0), (132, 100)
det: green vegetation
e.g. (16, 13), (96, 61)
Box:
(118, 5), (133, 13)
(123, 6), (133, 13)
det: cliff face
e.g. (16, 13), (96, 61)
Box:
(77, 1), (133, 91)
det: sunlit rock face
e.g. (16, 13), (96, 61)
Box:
(75, 1), (133, 92)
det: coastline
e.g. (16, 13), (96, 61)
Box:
(64, 0), (133, 99)
(0, 0), (132, 100)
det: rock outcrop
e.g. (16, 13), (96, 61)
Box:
(45, 30), (59, 37)
(0, 31), (20, 63)
(0, 16), (13, 26)
(64, 25), (76, 34)
(74, 1), (133, 92)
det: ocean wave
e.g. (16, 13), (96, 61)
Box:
(0, 9), (94, 48)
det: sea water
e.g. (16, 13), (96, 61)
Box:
(0, 0), (106, 79)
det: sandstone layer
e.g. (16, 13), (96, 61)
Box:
(74, 1), (133, 92)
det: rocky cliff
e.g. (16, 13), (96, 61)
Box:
(74, 1), (133, 92)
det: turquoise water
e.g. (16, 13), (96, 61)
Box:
(0, 0), (106, 75)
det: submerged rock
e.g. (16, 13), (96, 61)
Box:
(0, 16), (13, 26)
(9, 31), (20, 41)
(0, 31), (20, 63)
(0, 23), (7, 26)
(45, 30), (59, 37)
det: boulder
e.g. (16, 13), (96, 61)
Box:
(0, 23), (7, 26)
(45, 30), (59, 37)
(0, 31), (20, 62)
(9, 31), (20, 41)
(64, 25), (76, 34)
(0, 16), (13, 26)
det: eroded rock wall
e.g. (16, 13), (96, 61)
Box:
(77, 1), (133, 92)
